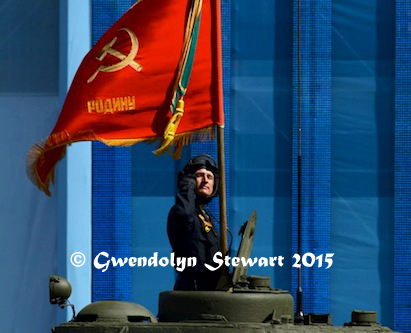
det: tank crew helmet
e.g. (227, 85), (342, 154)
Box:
(182, 154), (219, 198)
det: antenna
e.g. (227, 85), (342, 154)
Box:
(294, 0), (304, 324)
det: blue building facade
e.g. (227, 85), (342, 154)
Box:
(1, 0), (410, 332)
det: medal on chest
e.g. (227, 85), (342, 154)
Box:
(198, 214), (213, 232)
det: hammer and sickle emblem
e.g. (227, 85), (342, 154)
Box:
(88, 28), (142, 83)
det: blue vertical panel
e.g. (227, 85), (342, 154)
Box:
(395, 2), (411, 331)
(0, 2), (60, 331)
(93, 144), (132, 301)
(92, 0), (134, 302)
(230, 1), (293, 290)
(332, 0), (394, 326)
(292, 0), (331, 315)
(131, 145), (177, 313)
(64, 0), (92, 318)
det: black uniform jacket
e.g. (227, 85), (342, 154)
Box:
(167, 176), (220, 290)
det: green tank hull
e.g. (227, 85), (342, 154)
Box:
(53, 292), (398, 333)
(51, 213), (398, 333)
(54, 322), (395, 333)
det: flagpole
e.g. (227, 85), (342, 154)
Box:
(217, 126), (228, 275)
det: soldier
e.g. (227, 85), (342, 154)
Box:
(168, 154), (221, 290)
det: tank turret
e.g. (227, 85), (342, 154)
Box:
(52, 212), (398, 333)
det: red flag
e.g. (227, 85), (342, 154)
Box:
(27, 0), (224, 195)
